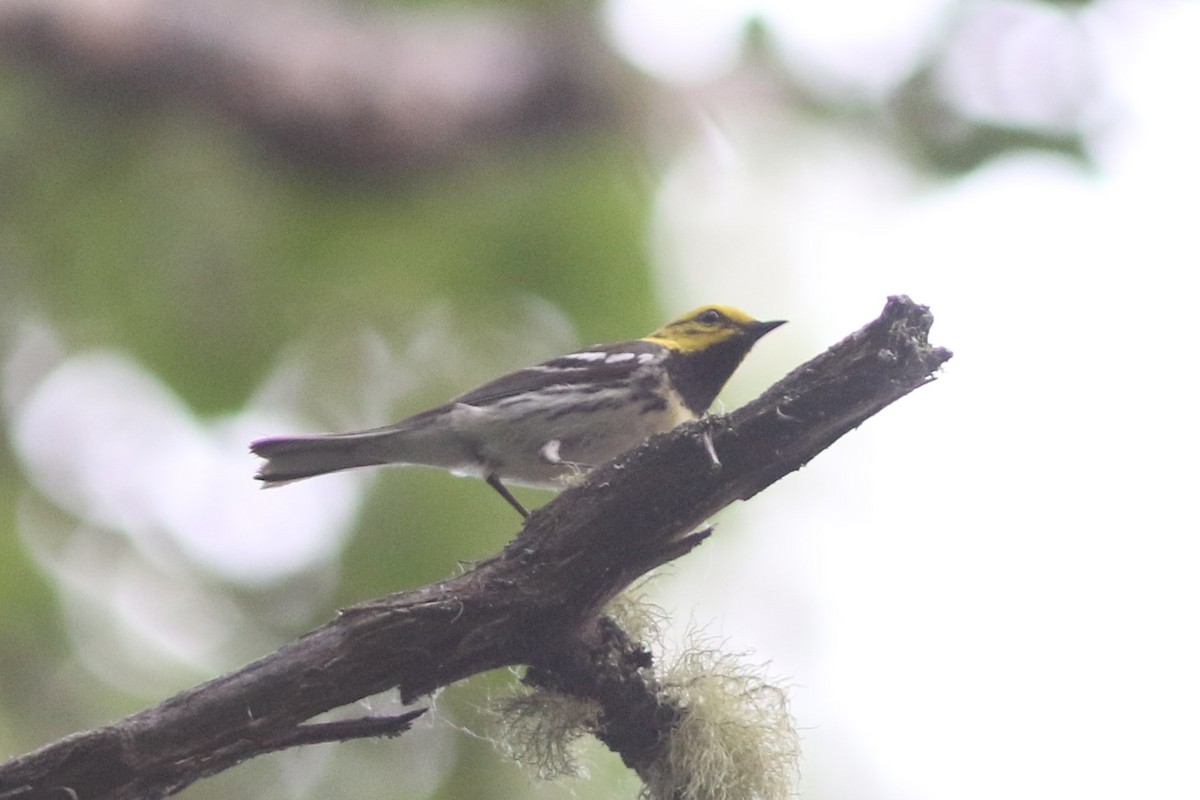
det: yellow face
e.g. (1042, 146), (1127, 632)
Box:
(642, 305), (764, 352)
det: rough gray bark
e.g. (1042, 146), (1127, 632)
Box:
(0, 296), (951, 800)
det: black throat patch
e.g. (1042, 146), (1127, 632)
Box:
(664, 336), (759, 415)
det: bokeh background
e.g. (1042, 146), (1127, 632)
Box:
(1, 0), (1197, 798)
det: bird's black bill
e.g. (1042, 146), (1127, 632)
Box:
(749, 319), (787, 339)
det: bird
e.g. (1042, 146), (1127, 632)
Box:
(250, 305), (784, 516)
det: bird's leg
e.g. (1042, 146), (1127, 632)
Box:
(486, 474), (529, 518)
(700, 428), (720, 468)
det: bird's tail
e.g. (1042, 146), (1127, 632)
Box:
(251, 431), (392, 485)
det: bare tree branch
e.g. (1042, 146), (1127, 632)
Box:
(0, 296), (951, 800)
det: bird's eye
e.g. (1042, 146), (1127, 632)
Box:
(697, 309), (724, 324)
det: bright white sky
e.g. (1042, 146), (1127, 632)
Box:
(619, 1), (1200, 799)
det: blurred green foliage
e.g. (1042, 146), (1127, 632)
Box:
(0, 69), (655, 413)
(0, 42), (653, 797)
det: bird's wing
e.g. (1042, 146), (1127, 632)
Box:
(453, 339), (665, 407)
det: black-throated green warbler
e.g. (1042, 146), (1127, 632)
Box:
(251, 305), (784, 516)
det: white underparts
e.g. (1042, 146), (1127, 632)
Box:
(539, 439), (563, 464)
